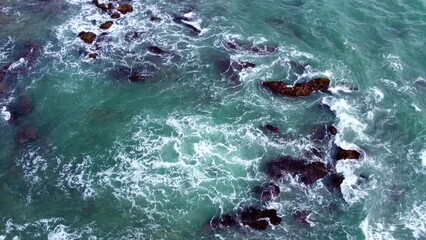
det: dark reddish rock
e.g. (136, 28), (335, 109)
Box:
(266, 156), (328, 185)
(329, 125), (338, 135)
(107, 3), (115, 10)
(253, 183), (280, 202)
(262, 78), (330, 97)
(16, 127), (38, 144)
(147, 46), (169, 55)
(150, 16), (161, 22)
(92, 0), (108, 11)
(110, 12), (120, 19)
(78, 31), (97, 44)
(129, 74), (147, 82)
(88, 53), (98, 59)
(210, 214), (238, 231)
(240, 207), (282, 230)
(262, 124), (281, 136)
(336, 147), (361, 160)
(118, 4), (133, 14)
(100, 21), (113, 29)
(294, 210), (310, 226)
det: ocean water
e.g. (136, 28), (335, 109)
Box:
(0, 0), (426, 239)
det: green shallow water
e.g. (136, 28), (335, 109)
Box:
(1, 0), (426, 239)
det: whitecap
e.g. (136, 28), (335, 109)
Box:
(401, 201), (426, 239)
(384, 54), (403, 72)
(360, 216), (396, 240)
(420, 150), (426, 168)
(335, 160), (367, 205)
(1, 106), (11, 121)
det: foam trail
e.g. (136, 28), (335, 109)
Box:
(401, 202), (426, 239)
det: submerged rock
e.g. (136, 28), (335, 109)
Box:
(329, 125), (338, 135)
(129, 74), (148, 83)
(172, 14), (202, 35)
(8, 94), (33, 125)
(92, 0), (108, 12)
(294, 210), (311, 226)
(225, 40), (276, 55)
(261, 124), (281, 136)
(118, 4), (133, 14)
(147, 46), (169, 55)
(336, 147), (361, 160)
(99, 21), (113, 30)
(16, 127), (38, 144)
(325, 173), (345, 193)
(78, 31), (97, 44)
(266, 156), (328, 185)
(210, 214), (238, 231)
(253, 183), (280, 202)
(88, 53), (98, 59)
(240, 207), (282, 230)
(150, 16), (162, 22)
(262, 78), (330, 97)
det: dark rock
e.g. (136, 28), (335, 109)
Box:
(124, 31), (145, 42)
(240, 207), (282, 230)
(262, 78), (330, 97)
(336, 147), (361, 160)
(253, 183), (280, 202)
(210, 214), (238, 231)
(325, 174), (345, 193)
(266, 156), (328, 185)
(294, 210), (310, 226)
(329, 125), (338, 135)
(88, 53), (98, 59)
(16, 127), (38, 144)
(262, 124), (281, 136)
(129, 74), (147, 82)
(147, 46), (169, 55)
(150, 16), (161, 22)
(78, 31), (97, 44)
(110, 12), (120, 19)
(118, 4), (133, 14)
(92, 0), (108, 11)
(225, 40), (276, 55)
(100, 21), (113, 30)
(172, 14), (201, 35)
(107, 3), (115, 10)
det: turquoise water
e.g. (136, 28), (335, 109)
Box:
(1, 0), (426, 239)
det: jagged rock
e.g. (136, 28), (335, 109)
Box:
(110, 12), (120, 19)
(78, 31), (97, 44)
(262, 78), (330, 97)
(118, 4), (133, 14)
(240, 207), (282, 230)
(262, 124), (281, 136)
(325, 174), (345, 193)
(92, 0), (108, 11)
(100, 21), (113, 29)
(294, 210), (311, 226)
(336, 147), (361, 160)
(147, 46), (169, 55)
(266, 156), (328, 185)
(16, 127), (38, 144)
(253, 183), (280, 202)
(210, 214), (238, 231)
(150, 16), (161, 22)
(88, 53), (98, 59)
(329, 125), (338, 135)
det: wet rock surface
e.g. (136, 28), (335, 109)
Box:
(78, 31), (97, 44)
(266, 156), (328, 185)
(336, 147), (361, 160)
(253, 183), (280, 202)
(16, 127), (38, 144)
(262, 78), (330, 97)
(100, 21), (113, 30)
(117, 4), (133, 14)
(240, 207), (282, 230)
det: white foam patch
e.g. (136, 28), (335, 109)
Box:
(401, 202), (426, 238)
(412, 104), (422, 112)
(384, 54), (403, 72)
(420, 150), (426, 168)
(1, 106), (11, 121)
(59, 156), (96, 199)
(328, 85), (355, 94)
(360, 216), (396, 240)
(336, 160), (368, 205)
(7, 58), (26, 71)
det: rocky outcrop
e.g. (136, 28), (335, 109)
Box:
(261, 124), (281, 136)
(172, 14), (202, 35)
(92, 0), (108, 12)
(147, 46), (170, 55)
(117, 4), (133, 14)
(88, 53), (98, 59)
(262, 78), (330, 97)
(210, 214), (238, 231)
(336, 147), (361, 160)
(240, 207), (282, 230)
(110, 12), (120, 19)
(78, 31), (97, 44)
(100, 21), (113, 30)
(225, 40), (276, 55)
(266, 156), (328, 185)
